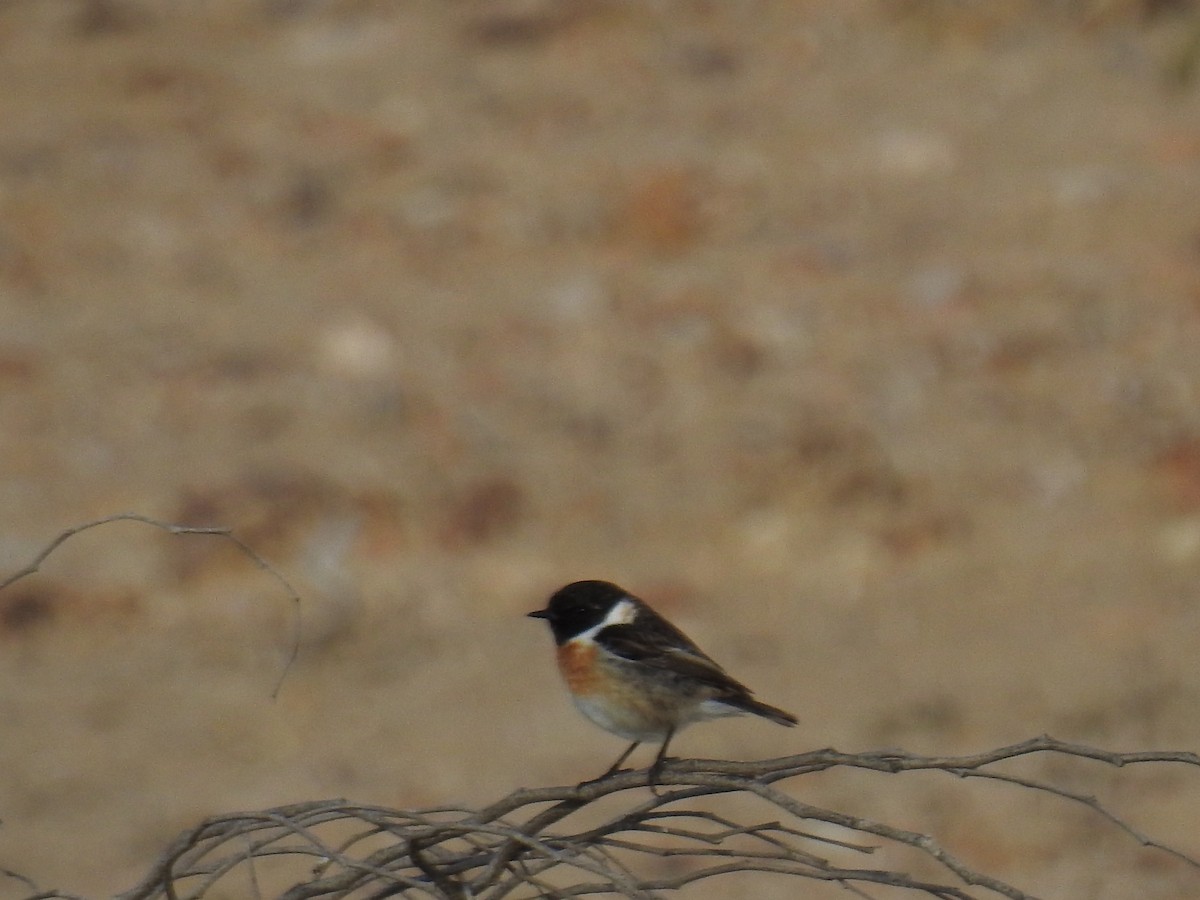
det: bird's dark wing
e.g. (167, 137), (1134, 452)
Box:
(596, 605), (800, 726)
(596, 614), (753, 694)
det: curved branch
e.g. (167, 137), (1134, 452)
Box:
(0, 513), (303, 698)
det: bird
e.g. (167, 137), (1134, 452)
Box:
(528, 579), (797, 785)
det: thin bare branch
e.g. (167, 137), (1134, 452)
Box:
(0, 513), (303, 698)
(943, 766), (1200, 869)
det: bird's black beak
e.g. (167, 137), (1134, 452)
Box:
(527, 609), (550, 619)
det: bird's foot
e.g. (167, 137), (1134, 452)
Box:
(647, 756), (676, 795)
(577, 764), (629, 789)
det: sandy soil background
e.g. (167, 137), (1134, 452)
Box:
(2, 1), (1200, 897)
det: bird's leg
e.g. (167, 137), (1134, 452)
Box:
(647, 727), (676, 791)
(602, 741), (640, 777)
(579, 741), (640, 787)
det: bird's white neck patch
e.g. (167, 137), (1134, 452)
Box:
(576, 598), (638, 642)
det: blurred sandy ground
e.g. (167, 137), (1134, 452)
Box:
(1, 1), (1199, 897)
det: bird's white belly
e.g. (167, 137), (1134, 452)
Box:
(571, 694), (667, 742)
(571, 694), (744, 743)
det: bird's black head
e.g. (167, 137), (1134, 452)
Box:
(527, 580), (630, 645)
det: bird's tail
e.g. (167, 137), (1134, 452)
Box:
(738, 696), (798, 727)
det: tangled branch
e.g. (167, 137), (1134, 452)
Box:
(1, 739), (1185, 900)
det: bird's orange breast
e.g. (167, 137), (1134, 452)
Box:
(556, 640), (600, 696)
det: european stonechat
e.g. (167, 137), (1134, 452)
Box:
(528, 580), (797, 782)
